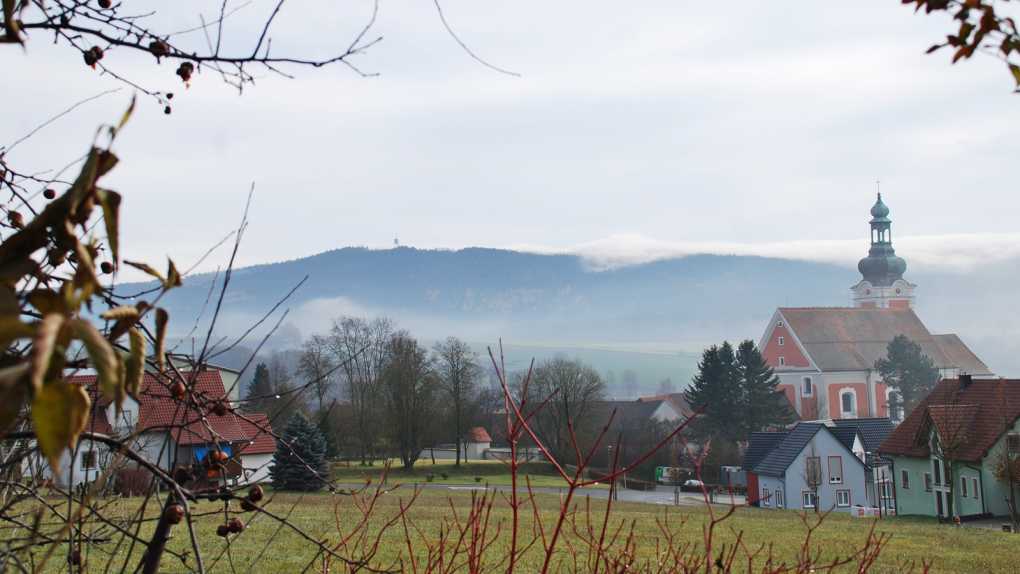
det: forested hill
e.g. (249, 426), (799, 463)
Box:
(120, 247), (1019, 382)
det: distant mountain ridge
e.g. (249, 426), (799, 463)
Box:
(123, 247), (1020, 381)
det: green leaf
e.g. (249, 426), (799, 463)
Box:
(96, 189), (122, 266)
(32, 382), (91, 473)
(126, 327), (145, 397)
(30, 315), (64, 394)
(69, 319), (123, 409)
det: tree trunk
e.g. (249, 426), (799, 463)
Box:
(455, 400), (462, 467)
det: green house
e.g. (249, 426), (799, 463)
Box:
(878, 376), (1020, 520)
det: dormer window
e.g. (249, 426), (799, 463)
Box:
(776, 321), (784, 328)
(778, 336), (785, 346)
(778, 357), (785, 366)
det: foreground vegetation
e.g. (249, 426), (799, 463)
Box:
(24, 489), (1012, 573)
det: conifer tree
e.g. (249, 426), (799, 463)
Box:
(684, 342), (741, 443)
(736, 339), (794, 435)
(270, 413), (329, 491)
(875, 335), (939, 418)
(244, 363), (274, 414)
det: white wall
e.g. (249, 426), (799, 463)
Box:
(239, 453), (274, 484)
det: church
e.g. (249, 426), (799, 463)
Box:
(758, 194), (993, 422)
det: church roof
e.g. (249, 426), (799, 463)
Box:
(778, 307), (991, 375)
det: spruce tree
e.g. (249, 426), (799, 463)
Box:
(736, 339), (793, 435)
(245, 363), (273, 414)
(684, 342), (741, 443)
(270, 413), (329, 491)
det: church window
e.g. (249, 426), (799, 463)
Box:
(776, 321), (783, 327)
(778, 336), (784, 346)
(840, 390), (856, 417)
(802, 377), (813, 396)
(778, 357), (785, 366)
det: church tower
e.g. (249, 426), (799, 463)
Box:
(851, 193), (915, 309)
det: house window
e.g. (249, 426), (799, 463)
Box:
(775, 489), (784, 508)
(961, 476), (968, 497)
(835, 490), (851, 508)
(900, 469), (909, 489)
(973, 478), (980, 499)
(81, 450), (97, 471)
(880, 481), (893, 500)
(778, 336), (785, 346)
(779, 357), (786, 366)
(803, 377), (813, 396)
(1008, 433), (1020, 454)
(828, 456), (843, 484)
(840, 389), (856, 417)
(761, 488), (770, 507)
(924, 472), (932, 492)
(932, 459), (942, 486)
(802, 491), (817, 509)
(806, 457), (822, 486)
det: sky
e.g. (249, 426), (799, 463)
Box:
(3, 1), (1019, 278)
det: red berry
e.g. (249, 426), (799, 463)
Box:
(100, 261), (114, 274)
(98, 0), (111, 8)
(149, 40), (170, 58)
(240, 498), (256, 512)
(43, 189), (56, 200)
(227, 517), (244, 533)
(164, 504), (184, 524)
(171, 382), (186, 400)
(216, 524), (229, 537)
(248, 484), (264, 502)
(212, 401), (227, 416)
(164, 105), (172, 115)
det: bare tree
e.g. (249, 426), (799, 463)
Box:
(517, 357), (606, 461)
(433, 337), (480, 466)
(328, 316), (392, 465)
(381, 333), (438, 470)
(298, 334), (335, 413)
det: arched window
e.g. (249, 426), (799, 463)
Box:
(840, 389), (857, 418)
(886, 388), (903, 422)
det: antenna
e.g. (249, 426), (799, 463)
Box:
(876, 179), (881, 199)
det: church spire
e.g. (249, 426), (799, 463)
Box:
(851, 193), (915, 309)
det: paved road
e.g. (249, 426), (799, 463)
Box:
(336, 482), (746, 508)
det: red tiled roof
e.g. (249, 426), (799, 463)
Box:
(467, 427), (491, 443)
(69, 371), (275, 453)
(234, 414), (277, 455)
(777, 307), (991, 375)
(879, 378), (1020, 462)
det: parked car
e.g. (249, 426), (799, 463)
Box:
(682, 479), (705, 491)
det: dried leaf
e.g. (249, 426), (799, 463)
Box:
(100, 306), (140, 321)
(96, 189), (122, 266)
(32, 382), (91, 473)
(124, 260), (165, 285)
(165, 259), (182, 289)
(0, 316), (35, 351)
(30, 315), (64, 394)
(0, 364), (29, 436)
(126, 327), (145, 397)
(69, 319), (123, 409)
(154, 308), (168, 372)
(28, 290), (65, 315)
(1011, 64), (1020, 87)
(114, 95), (136, 136)
(0, 286), (17, 316)
(1, 0), (21, 44)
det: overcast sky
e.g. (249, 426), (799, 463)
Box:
(4, 1), (1019, 277)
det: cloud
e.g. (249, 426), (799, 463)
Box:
(509, 232), (1020, 272)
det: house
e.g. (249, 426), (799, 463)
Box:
(637, 393), (694, 421)
(743, 422), (869, 513)
(832, 418), (897, 513)
(759, 195), (992, 422)
(50, 370), (276, 489)
(878, 376), (1020, 520)
(426, 426), (493, 461)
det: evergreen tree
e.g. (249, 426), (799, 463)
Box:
(270, 413), (329, 491)
(244, 363), (273, 414)
(875, 335), (940, 419)
(684, 342), (741, 444)
(736, 339), (794, 434)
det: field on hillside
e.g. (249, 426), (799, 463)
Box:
(27, 488), (1015, 573)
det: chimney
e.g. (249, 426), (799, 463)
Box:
(959, 373), (973, 389)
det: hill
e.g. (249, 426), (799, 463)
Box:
(120, 247), (1019, 392)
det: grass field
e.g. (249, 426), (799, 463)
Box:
(34, 488), (1017, 573)
(331, 459), (608, 489)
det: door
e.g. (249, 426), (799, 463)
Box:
(935, 491), (945, 518)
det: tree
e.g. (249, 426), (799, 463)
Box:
(684, 342), (741, 445)
(381, 333), (438, 470)
(245, 363), (274, 415)
(298, 335), (336, 413)
(433, 337), (480, 466)
(517, 358), (606, 461)
(736, 340), (794, 435)
(875, 335), (939, 419)
(270, 413), (328, 491)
